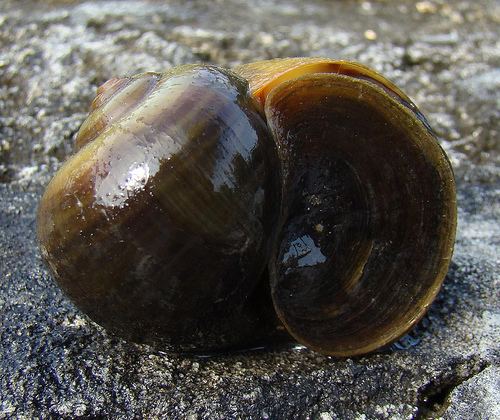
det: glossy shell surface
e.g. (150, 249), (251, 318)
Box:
(37, 65), (284, 351)
(38, 58), (457, 356)
(235, 58), (457, 356)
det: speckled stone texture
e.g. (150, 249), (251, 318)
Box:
(0, 0), (498, 418)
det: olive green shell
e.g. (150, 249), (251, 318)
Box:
(38, 58), (457, 357)
(37, 65), (285, 351)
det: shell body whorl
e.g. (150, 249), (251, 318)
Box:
(37, 66), (283, 351)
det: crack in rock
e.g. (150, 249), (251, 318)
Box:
(414, 357), (490, 419)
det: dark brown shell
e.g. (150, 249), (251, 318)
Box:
(37, 65), (285, 352)
(235, 58), (457, 356)
(38, 58), (457, 357)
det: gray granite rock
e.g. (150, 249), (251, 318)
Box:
(444, 366), (500, 420)
(0, 0), (498, 418)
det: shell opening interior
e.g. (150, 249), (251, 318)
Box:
(263, 73), (456, 356)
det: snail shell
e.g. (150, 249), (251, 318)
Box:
(37, 65), (284, 351)
(37, 58), (457, 356)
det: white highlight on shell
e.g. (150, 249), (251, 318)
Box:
(282, 234), (327, 268)
(124, 162), (150, 192)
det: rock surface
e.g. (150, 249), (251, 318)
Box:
(0, 0), (498, 418)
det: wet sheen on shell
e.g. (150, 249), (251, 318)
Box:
(235, 58), (457, 356)
(37, 58), (457, 356)
(37, 66), (285, 352)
